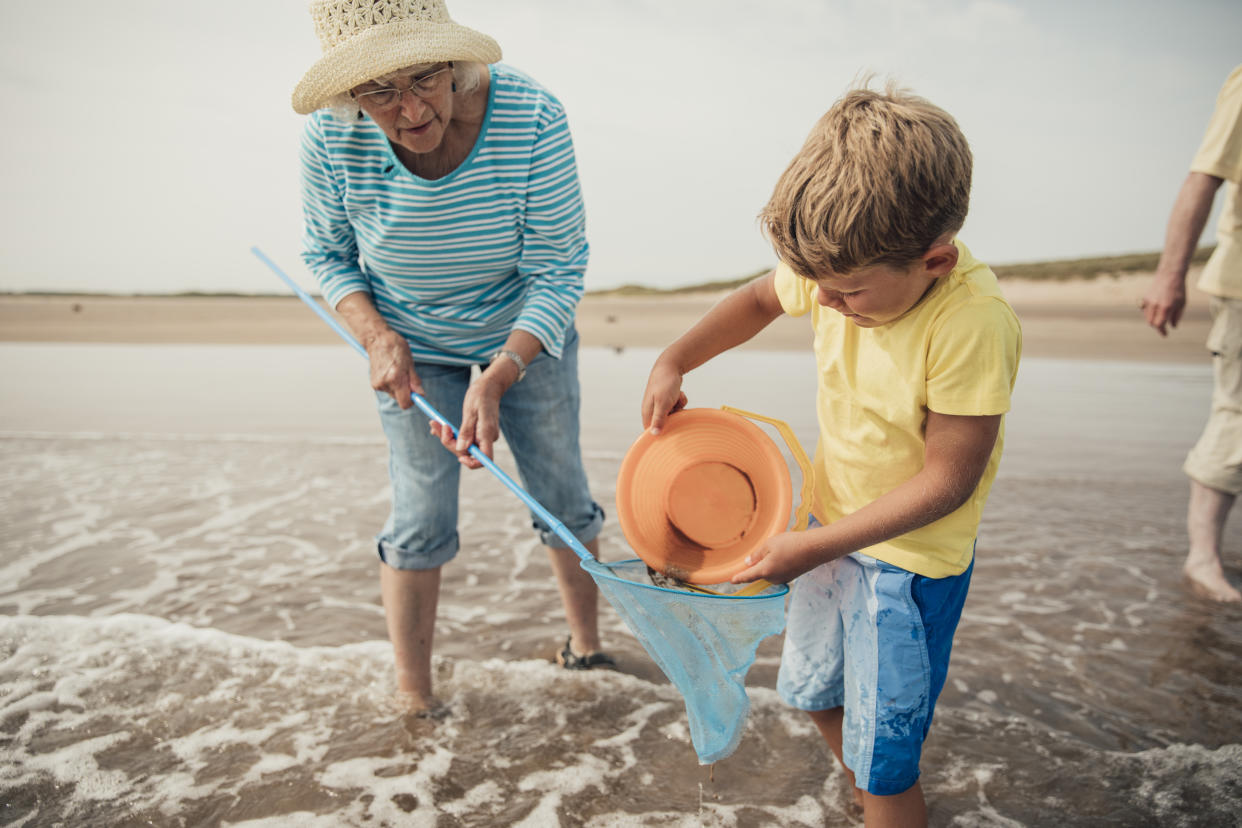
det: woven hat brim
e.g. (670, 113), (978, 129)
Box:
(292, 20), (502, 114)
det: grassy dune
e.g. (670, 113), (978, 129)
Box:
(0, 247), (1216, 300)
(587, 246), (1217, 296)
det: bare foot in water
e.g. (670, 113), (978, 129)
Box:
(394, 690), (450, 719)
(1183, 557), (1242, 603)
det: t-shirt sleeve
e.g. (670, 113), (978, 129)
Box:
(773, 261), (815, 316)
(925, 297), (1022, 416)
(1191, 65), (1242, 183)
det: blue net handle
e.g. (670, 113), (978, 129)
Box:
(251, 246), (596, 564)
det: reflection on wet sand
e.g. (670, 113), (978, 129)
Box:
(1, 344), (1239, 825)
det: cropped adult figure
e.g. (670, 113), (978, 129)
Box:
(1141, 65), (1242, 602)
(292, 0), (614, 713)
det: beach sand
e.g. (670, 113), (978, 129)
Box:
(3, 278), (1241, 824)
(3, 270), (1240, 825)
(0, 271), (1217, 362)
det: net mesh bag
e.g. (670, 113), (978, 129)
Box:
(582, 558), (788, 764)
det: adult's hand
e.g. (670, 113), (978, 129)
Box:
(430, 335), (538, 469)
(334, 293), (426, 408)
(366, 328), (425, 409)
(432, 368), (506, 469)
(1142, 171), (1223, 337)
(1140, 271), (1187, 337)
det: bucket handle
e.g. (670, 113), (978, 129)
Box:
(722, 406), (814, 533)
(714, 405), (815, 597)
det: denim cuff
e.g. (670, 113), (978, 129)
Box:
(375, 535), (458, 571)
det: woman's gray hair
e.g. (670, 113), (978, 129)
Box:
(325, 61), (487, 123)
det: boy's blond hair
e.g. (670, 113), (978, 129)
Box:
(761, 81), (972, 278)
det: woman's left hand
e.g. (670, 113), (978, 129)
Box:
(437, 371), (505, 469)
(429, 340), (531, 469)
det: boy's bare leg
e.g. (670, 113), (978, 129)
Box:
(1184, 480), (1240, 602)
(380, 562), (442, 710)
(547, 536), (601, 654)
(861, 783), (927, 828)
(807, 707), (863, 807)
(808, 708), (928, 824)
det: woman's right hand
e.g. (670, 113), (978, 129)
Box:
(366, 328), (425, 409)
(334, 294), (426, 409)
(641, 355), (688, 435)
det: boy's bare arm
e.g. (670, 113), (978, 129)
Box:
(731, 410), (1002, 584)
(641, 271), (784, 433)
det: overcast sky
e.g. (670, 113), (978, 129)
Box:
(1, 0), (1239, 294)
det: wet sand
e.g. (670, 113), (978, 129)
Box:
(0, 271), (1217, 362)
(2, 271), (1238, 825)
(2, 341), (1240, 826)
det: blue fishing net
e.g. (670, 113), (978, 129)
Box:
(255, 250), (801, 767)
(581, 558), (788, 764)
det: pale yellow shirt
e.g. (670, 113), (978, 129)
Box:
(774, 241), (1021, 577)
(1193, 65), (1242, 300)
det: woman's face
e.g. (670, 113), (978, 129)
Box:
(353, 64), (455, 155)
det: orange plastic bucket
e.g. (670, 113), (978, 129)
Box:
(616, 407), (811, 585)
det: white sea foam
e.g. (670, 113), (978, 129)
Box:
(4, 614), (794, 824)
(3, 350), (1241, 824)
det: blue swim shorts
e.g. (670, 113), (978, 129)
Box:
(373, 328), (604, 570)
(777, 542), (974, 796)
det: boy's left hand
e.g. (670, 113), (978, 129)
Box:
(730, 530), (824, 585)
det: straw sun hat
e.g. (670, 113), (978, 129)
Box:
(292, 0), (502, 115)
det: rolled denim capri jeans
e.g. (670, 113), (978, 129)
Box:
(1183, 296), (1242, 496)
(374, 328), (605, 570)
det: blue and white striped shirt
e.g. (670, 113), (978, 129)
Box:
(299, 64), (588, 363)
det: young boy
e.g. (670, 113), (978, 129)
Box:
(641, 84), (1021, 825)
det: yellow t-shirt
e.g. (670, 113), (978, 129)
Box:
(774, 240), (1022, 577)
(1192, 64), (1242, 300)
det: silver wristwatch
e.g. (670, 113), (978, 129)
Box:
(490, 349), (527, 382)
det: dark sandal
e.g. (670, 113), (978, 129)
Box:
(557, 636), (617, 671)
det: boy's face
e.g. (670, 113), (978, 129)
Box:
(809, 263), (937, 327)
(808, 242), (959, 327)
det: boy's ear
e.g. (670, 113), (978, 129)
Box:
(921, 242), (959, 278)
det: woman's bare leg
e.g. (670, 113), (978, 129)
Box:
(546, 537), (601, 654)
(379, 562), (442, 709)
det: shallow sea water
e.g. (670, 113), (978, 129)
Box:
(2, 343), (1240, 826)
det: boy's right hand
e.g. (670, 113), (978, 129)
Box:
(641, 358), (688, 435)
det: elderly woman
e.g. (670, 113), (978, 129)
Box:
(292, 0), (613, 712)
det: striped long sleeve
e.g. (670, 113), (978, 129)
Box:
(298, 64), (589, 363)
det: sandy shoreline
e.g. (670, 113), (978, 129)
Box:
(0, 272), (1215, 363)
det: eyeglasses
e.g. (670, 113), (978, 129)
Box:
(352, 65), (452, 109)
